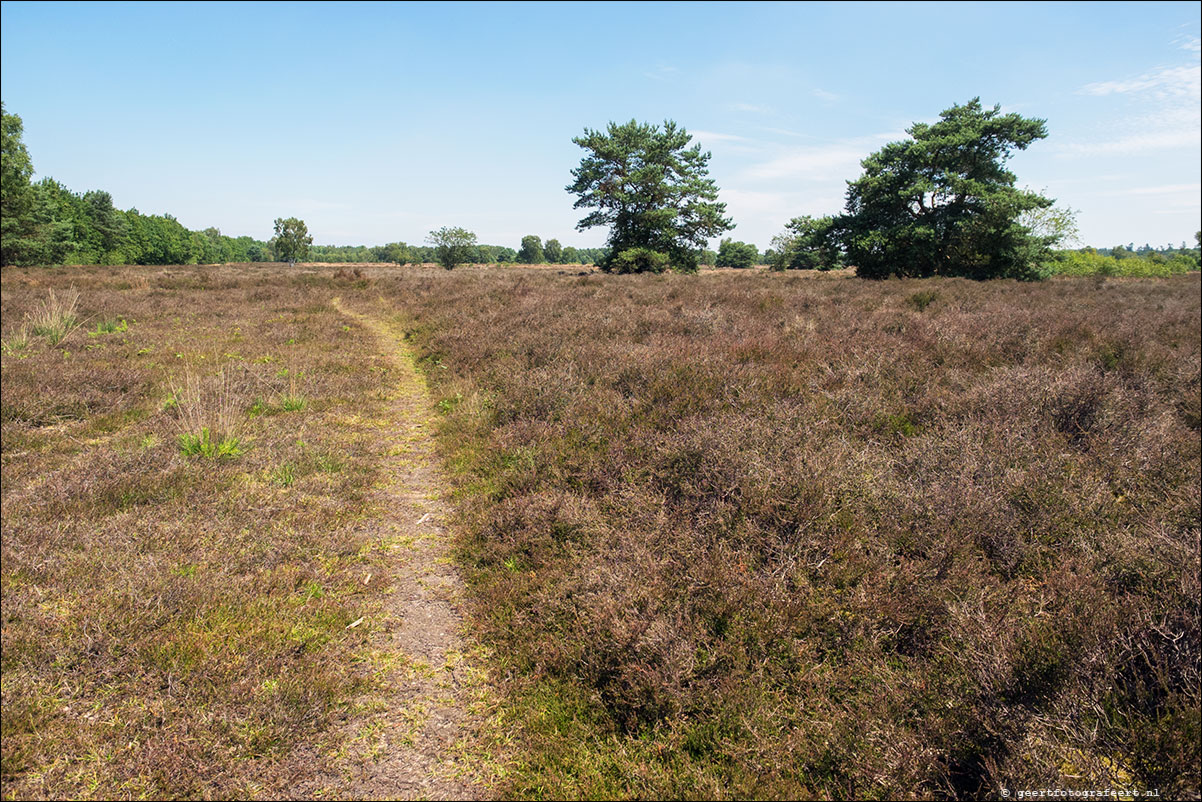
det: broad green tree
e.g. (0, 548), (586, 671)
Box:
(271, 217), (312, 266)
(544, 238), (563, 264)
(375, 241), (412, 265)
(567, 119), (733, 273)
(770, 215), (842, 271)
(518, 234), (544, 264)
(835, 99), (1053, 280)
(1, 103), (36, 266)
(427, 226), (477, 270)
(83, 190), (129, 263)
(715, 238), (758, 269)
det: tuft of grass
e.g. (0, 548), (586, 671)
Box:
(280, 394), (308, 412)
(272, 462), (297, 486)
(1, 323), (32, 355)
(168, 365), (244, 453)
(28, 287), (82, 345)
(315, 452), (344, 473)
(178, 427), (245, 459)
(437, 392), (463, 414)
(90, 317), (129, 336)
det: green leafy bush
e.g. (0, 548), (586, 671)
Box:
(177, 427), (244, 459)
(607, 247), (671, 274)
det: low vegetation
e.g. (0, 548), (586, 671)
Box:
(381, 268), (1201, 798)
(27, 287), (81, 345)
(2, 264), (1198, 800)
(0, 265), (424, 797)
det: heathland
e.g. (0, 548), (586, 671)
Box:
(1, 264), (1199, 799)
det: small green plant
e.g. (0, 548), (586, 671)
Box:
(272, 462), (297, 487)
(1, 325), (31, 355)
(162, 393), (180, 411)
(178, 427), (245, 459)
(169, 365), (245, 458)
(437, 393), (463, 414)
(873, 410), (920, 438)
(315, 453), (344, 473)
(906, 290), (939, 312)
(280, 395), (307, 412)
(90, 318), (128, 336)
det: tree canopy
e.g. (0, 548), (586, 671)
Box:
(517, 234), (544, 264)
(715, 238), (758, 269)
(835, 98), (1055, 280)
(427, 226), (478, 270)
(770, 215), (842, 271)
(1, 102), (37, 266)
(271, 217), (313, 266)
(567, 119), (732, 273)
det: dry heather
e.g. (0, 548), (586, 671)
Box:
(376, 269), (1201, 799)
(0, 264), (472, 798)
(2, 264), (1199, 801)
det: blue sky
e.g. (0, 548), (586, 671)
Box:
(2, 1), (1199, 250)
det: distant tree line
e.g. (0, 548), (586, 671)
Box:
(305, 239), (607, 265)
(3, 100), (1197, 278)
(0, 103), (607, 268)
(1049, 240), (1200, 277)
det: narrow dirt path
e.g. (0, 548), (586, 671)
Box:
(292, 297), (492, 800)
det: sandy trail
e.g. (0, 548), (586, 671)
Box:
(291, 297), (490, 800)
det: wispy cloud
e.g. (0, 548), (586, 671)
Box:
(760, 126), (810, 138)
(1065, 42), (1201, 158)
(252, 197), (348, 212)
(1057, 129), (1201, 156)
(691, 130), (750, 143)
(1082, 64), (1200, 99)
(1098, 183), (1202, 212)
(718, 189), (845, 232)
(643, 64), (679, 81)
(812, 88), (839, 102)
(743, 132), (901, 181)
(1103, 182), (1202, 196)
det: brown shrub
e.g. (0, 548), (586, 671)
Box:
(380, 269), (1201, 799)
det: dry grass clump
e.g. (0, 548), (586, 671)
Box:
(0, 265), (411, 798)
(379, 269), (1200, 799)
(27, 287), (82, 345)
(169, 366), (248, 458)
(0, 322), (31, 355)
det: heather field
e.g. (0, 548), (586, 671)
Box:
(2, 264), (1200, 800)
(0, 264), (493, 799)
